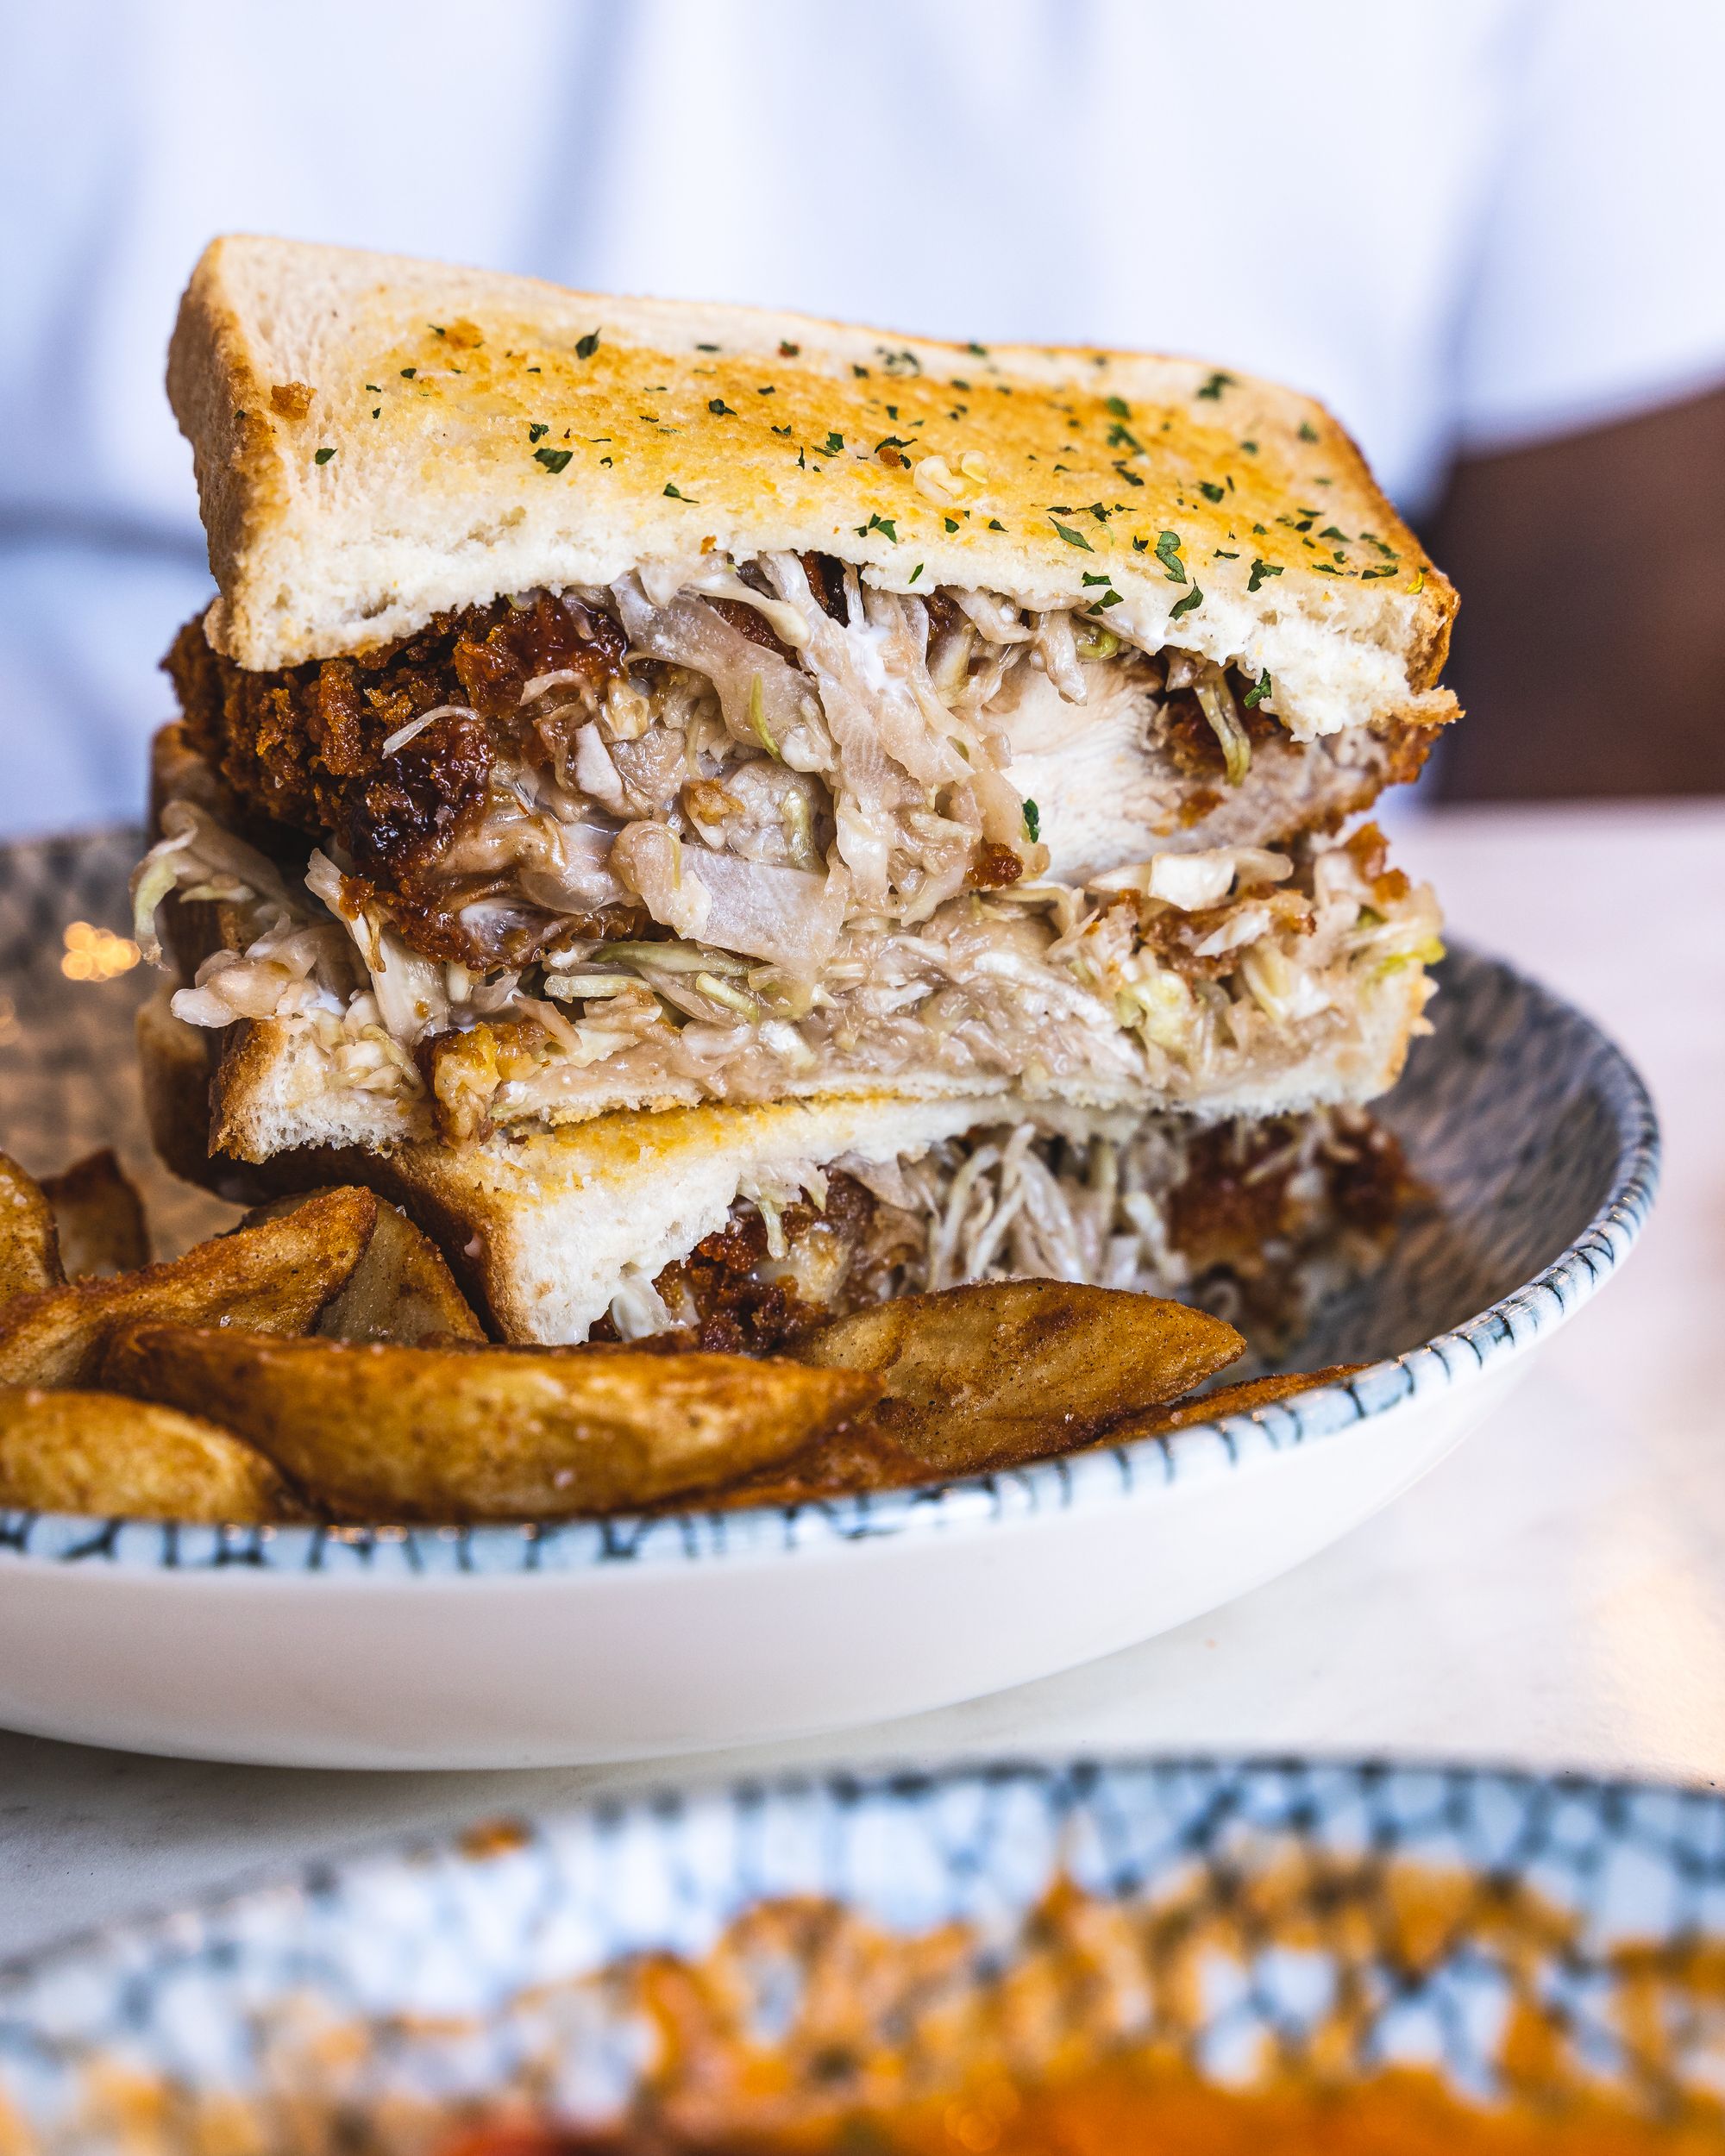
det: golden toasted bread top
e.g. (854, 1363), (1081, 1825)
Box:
(170, 237), (1454, 736)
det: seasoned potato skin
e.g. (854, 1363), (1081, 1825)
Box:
(39, 1149), (151, 1278)
(0, 1186), (378, 1388)
(0, 1386), (300, 1524)
(104, 1326), (881, 1521)
(0, 1151), (62, 1306)
(242, 1188), (487, 1344)
(791, 1281), (1243, 1473)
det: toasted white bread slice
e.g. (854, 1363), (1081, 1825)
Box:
(140, 1006), (1034, 1338)
(170, 236), (1455, 741)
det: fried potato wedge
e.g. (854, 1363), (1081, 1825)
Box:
(702, 1423), (930, 1510)
(0, 1387), (300, 1524)
(40, 1148), (151, 1277)
(1107, 1363), (1371, 1439)
(720, 1357), (1365, 1508)
(104, 1328), (881, 1520)
(243, 1190), (486, 1344)
(0, 1151), (62, 1306)
(792, 1281), (1243, 1474)
(0, 1185), (378, 1388)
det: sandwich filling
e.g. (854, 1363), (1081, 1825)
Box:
(141, 557), (1440, 1147)
(593, 1105), (1412, 1357)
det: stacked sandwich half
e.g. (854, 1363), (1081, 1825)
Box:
(136, 237), (1454, 1356)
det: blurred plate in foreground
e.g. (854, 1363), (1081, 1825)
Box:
(2, 1760), (1722, 2151)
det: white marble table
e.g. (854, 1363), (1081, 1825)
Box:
(3, 801), (1721, 1964)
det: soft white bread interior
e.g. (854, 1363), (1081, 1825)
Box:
(347, 1093), (1069, 1344)
(210, 1012), (430, 1162)
(170, 236), (1455, 741)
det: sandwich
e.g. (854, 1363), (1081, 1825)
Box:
(135, 236), (1452, 1351)
(138, 1006), (1412, 1355)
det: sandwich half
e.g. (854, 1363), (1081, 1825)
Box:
(137, 236), (1450, 1171)
(139, 993), (1414, 1357)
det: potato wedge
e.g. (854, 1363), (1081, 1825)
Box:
(40, 1148), (151, 1277)
(0, 1387), (300, 1524)
(792, 1282), (1243, 1475)
(243, 1190), (486, 1344)
(240, 1190), (492, 1337)
(1107, 1363), (1371, 1440)
(710, 1363), (1369, 1509)
(0, 1151), (62, 1305)
(317, 1199), (488, 1344)
(711, 1363), (1370, 1508)
(103, 1328), (881, 1520)
(0, 1185), (378, 1388)
(703, 1423), (931, 1510)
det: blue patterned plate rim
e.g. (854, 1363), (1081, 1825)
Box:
(0, 1754), (1716, 1998)
(0, 947), (1660, 1575)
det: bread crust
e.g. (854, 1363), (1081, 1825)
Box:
(209, 1016), (435, 1163)
(169, 236), (1456, 740)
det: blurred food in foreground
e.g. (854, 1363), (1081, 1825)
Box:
(436, 2064), (1709, 2154)
(420, 1860), (1725, 2155)
(53, 1853), (1712, 2156)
